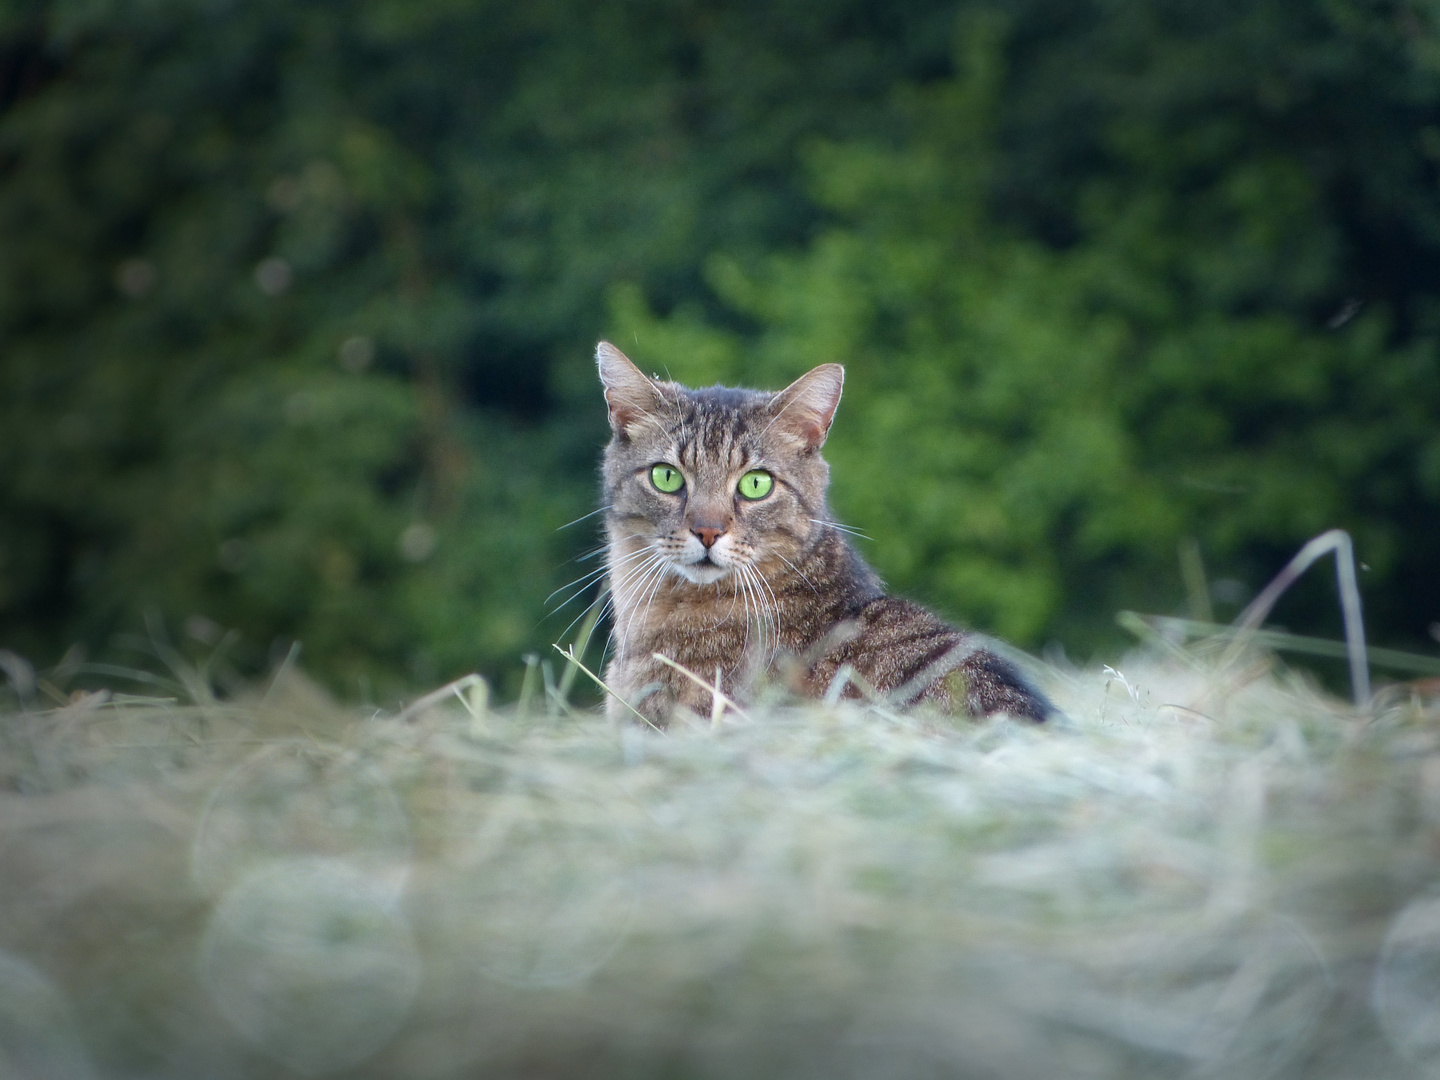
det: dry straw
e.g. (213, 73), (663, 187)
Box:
(1, 533), (1439, 1078)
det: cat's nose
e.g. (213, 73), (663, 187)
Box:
(692, 525), (725, 548)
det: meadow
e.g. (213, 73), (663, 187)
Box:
(4, 610), (1440, 1079)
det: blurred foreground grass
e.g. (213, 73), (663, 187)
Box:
(2, 640), (1440, 1079)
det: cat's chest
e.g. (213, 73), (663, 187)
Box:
(615, 579), (778, 658)
(627, 585), (763, 632)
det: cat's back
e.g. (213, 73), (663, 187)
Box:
(804, 595), (1052, 722)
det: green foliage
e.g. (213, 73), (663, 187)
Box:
(3, 0), (1439, 692)
(0, 0), (955, 694)
(613, 3), (1440, 655)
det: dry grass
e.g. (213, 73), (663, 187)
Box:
(2, 639), (1440, 1079)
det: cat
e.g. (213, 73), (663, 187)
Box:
(595, 341), (1053, 727)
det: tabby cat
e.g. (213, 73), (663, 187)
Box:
(596, 341), (1052, 727)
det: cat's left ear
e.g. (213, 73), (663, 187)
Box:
(769, 364), (844, 450)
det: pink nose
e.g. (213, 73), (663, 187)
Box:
(692, 526), (725, 548)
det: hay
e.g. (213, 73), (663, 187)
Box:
(1, 649), (1438, 1079)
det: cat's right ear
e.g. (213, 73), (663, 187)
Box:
(596, 341), (669, 438)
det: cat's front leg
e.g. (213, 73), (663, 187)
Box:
(601, 652), (694, 727)
(604, 652), (668, 726)
(605, 649), (740, 727)
(605, 685), (673, 726)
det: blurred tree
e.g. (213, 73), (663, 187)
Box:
(3, 0), (1438, 697)
(612, 2), (1440, 656)
(0, 0), (959, 696)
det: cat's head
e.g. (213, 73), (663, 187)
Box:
(597, 341), (843, 586)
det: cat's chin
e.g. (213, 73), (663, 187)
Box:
(672, 561), (731, 586)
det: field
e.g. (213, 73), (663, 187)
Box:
(2, 632), (1439, 1079)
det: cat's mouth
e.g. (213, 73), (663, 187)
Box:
(673, 554), (731, 585)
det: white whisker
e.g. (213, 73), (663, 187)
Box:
(758, 570), (778, 656)
(632, 557), (673, 646)
(742, 561), (775, 657)
(746, 563), (779, 658)
(774, 552), (818, 594)
(734, 564), (755, 654)
(717, 570), (745, 628)
(810, 517), (870, 541)
(616, 546), (671, 648)
(614, 548), (665, 605)
(545, 564), (610, 608)
(609, 546), (659, 592)
(615, 566), (660, 649)
(553, 588), (607, 643)
(751, 558), (780, 615)
(557, 504), (611, 530)
(550, 544), (653, 609)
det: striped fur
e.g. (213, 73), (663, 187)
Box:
(596, 342), (1051, 727)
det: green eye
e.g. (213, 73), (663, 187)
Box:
(650, 463), (684, 493)
(737, 469), (774, 500)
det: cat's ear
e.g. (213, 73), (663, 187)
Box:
(596, 341), (670, 437)
(769, 363), (844, 450)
